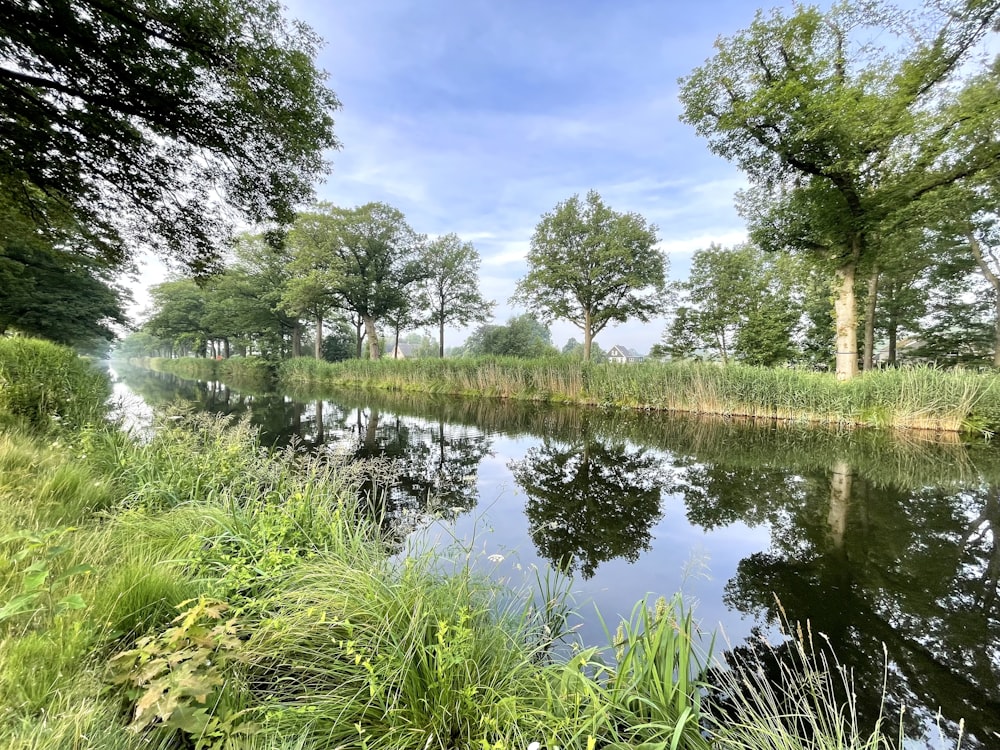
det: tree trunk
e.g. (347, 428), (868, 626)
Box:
(967, 229), (1000, 367)
(223, 337), (230, 359)
(393, 323), (400, 359)
(439, 303), (446, 358)
(355, 317), (364, 359)
(834, 257), (859, 381)
(863, 265), (879, 371)
(583, 309), (592, 362)
(364, 315), (380, 359)
(292, 322), (302, 358)
(716, 331), (729, 365)
(314, 315), (323, 360)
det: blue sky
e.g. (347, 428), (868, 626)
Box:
(136, 0), (817, 351)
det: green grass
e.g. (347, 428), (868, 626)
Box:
(278, 356), (1000, 434)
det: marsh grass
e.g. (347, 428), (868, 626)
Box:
(278, 357), (1000, 434)
(0, 337), (109, 430)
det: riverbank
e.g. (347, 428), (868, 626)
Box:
(1, 339), (966, 749)
(276, 356), (1000, 435)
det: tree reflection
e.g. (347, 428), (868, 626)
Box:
(688, 459), (1000, 748)
(510, 429), (668, 578)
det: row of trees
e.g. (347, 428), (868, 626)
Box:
(124, 190), (671, 362)
(121, 202), (495, 360)
(655, 234), (995, 369)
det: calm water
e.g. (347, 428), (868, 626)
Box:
(109, 363), (1000, 748)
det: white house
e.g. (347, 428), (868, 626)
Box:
(607, 345), (645, 364)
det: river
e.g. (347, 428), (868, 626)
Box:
(108, 362), (1000, 749)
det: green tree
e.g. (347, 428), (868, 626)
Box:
(0, 211), (129, 348)
(463, 315), (557, 358)
(513, 190), (666, 361)
(143, 279), (210, 357)
(417, 234), (493, 358)
(292, 203), (425, 360)
(680, 1), (1000, 380)
(1, 0), (340, 272)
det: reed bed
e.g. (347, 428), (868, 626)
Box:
(279, 357), (1000, 434)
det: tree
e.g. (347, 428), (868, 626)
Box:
(417, 234), (493, 357)
(463, 315), (557, 358)
(679, 1), (1000, 380)
(292, 203), (425, 360)
(143, 279), (210, 356)
(513, 190), (666, 361)
(0, 200), (129, 348)
(1, 0), (340, 272)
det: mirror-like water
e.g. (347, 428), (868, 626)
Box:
(109, 363), (1000, 748)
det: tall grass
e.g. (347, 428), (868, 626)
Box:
(279, 357), (1000, 434)
(135, 355), (274, 388)
(0, 337), (110, 430)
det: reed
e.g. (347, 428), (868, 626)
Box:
(278, 357), (1000, 434)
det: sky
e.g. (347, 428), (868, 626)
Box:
(134, 0), (818, 352)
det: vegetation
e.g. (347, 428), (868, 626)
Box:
(679, 1), (1000, 381)
(275, 355), (1000, 433)
(513, 190), (667, 362)
(417, 233), (494, 358)
(1, 0), (340, 273)
(4, 338), (979, 748)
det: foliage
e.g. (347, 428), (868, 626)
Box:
(464, 314), (558, 358)
(0, 204), (129, 347)
(289, 202), (426, 359)
(1, 0), (340, 272)
(0, 337), (110, 430)
(417, 233), (493, 357)
(0, 528), (92, 625)
(108, 598), (255, 749)
(679, 1), (1000, 379)
(273, 355), (1000, 434)
(513, 190), (666, 360)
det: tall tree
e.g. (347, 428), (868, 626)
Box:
(680, 1), (1000, 380)
(417, 233), (493, 357)
(0, 0), (340, 271)
(512, 190), (666, 361)
(312, 202), (426, 360)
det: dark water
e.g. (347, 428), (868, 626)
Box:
(109, 363), (1000, 748)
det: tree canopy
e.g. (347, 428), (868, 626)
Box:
(513, 191), (666, 361)
(0, 0), (340, 271)
(679, 0), (1000, 379)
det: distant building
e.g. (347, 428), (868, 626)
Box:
(607, 345), (645, 364)
(391, 342), (415, 359)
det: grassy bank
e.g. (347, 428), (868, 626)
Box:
(2, 338), (964, 748)
(135, 355), (274, 389)
(279, 356), (1000, 434)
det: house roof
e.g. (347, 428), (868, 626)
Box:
(609, 345), (643, 358)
